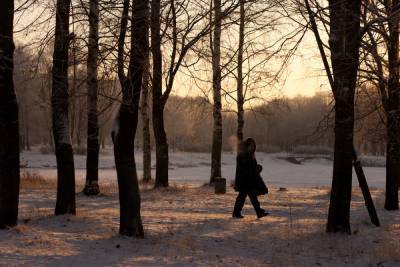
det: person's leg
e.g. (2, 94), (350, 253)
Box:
(232, 191), (247, 217)
(248, 193), (262, 213)
(249, 193), (269, 218)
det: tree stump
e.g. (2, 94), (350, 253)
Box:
(214, 177), (226, 194)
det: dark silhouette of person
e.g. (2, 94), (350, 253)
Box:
(232, 138), (269, 219)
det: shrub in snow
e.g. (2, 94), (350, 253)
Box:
(292, 145), (333, 155)
(359, 156), (386, 167)
(73, 146), (86, 155)
(257, 144), (282, 153)
(39, 145), (54, 155)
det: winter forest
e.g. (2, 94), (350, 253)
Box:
(0, 0), (400, 265)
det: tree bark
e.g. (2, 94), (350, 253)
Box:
(151, 0), (169, 188)
(0, 0), (20, 229)
(326, 0), (361, 233)
(113, 0), (148, 237)
(84, 0), (100, 196)
(210, 0), (223, 184)
(52, 0), (76, 215)
(236, 0), (245, 145)
(385, 0), (400, 211)
(141, 57), (152, 183)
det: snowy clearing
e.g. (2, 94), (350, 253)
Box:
(20, 147), (387, 188)
(1, 147), (397, 266)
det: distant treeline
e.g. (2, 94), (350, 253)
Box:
(14, 47), (384, 155)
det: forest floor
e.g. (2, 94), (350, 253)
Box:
(0, 177), (399, 266)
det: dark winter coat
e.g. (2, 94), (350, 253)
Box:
(234, 151), (268, 195)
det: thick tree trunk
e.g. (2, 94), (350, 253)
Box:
(210, 0), (223, 184)
(141, 59), (152, 183)
(326, 0), (361, 233)
(84, 0), (100, 196)
(52, 0), (76, 215)
(151, 0), (169, 188)
(0, 0), (20, 229)
(236, 0), (245, 145)
(385, 0), (400, 210)
(113, 0), (148, 237)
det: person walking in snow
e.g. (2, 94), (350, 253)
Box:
(232, 138), (269, 219)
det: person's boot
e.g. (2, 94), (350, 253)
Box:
(232, 212), (244, 219)
(256, 209), (269, 219)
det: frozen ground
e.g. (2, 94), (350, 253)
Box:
(20, 146), (387, 188)
(0, 183), (399, 266)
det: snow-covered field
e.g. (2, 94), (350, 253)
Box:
(20, 147), (387, 188)
(1, 147), (398, 266)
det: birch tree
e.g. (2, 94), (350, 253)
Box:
(236, 0), (245, 143)
(359, 0), (400, 210)
(151, 0), (237, 187)
(151, 0), (167, 187)
(113, 0), (148, 237)
(382, 0), (400, 210)
(52, 0), (76, 215)
(83, 0), (101, 195)
(141, 58), (152, 183)
(210, 0), (223, 184)
(326, 0), (362, 233)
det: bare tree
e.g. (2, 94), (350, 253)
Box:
(150, 0), (234, 187)
(52, 0), (76, 215)
(112, 0), (148, 237)
(326, 0), (362, 233)
(83, 0), (101, 195)
(236, 0), (245, 143)
(141, 56), (152, 183)
(0, 0), (20, 229)
(151, 0), (168, 187)
(345, 0), (400, 210)
(382, 0), (400, 210)
(210, 0), (223, 184)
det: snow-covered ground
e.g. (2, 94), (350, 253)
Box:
(1, 148), (399, 266)
(0, 185), (399, 266)
(20, 146), (386, 188)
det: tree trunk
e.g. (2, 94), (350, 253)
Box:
(385, 0), (400, 210)
(52, 0), (76, 215)
(210, 0), (223, 184)
(151, 0), (169, 188)
(326, 0), (361, 233)
(236, 0), (245, 145)
(84, 0), (100, 196)
(153, 105), (169, 187)
(70, 36), (77, 145)
(141, 58), (152, 183)
(113, 0), (148, 237)
(0, 0), (20, 229)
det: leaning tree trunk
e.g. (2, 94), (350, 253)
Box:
(52, 0), (76, 215)
(113, 0), (148, 237)
(83, 0), (100, 195)
(385, 0), (400, 210)
(0, 0), (20, 229)
(141, 58), (152, 183)
(210, 0), (223, 184)
(151, 0), (169, 188)
(236, 0), (245, 146)
(326, 0), (361, 233)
